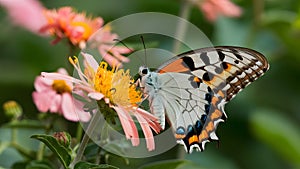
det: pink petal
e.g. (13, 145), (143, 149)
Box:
(41, 72), (84, 85)
(57, 68), (69, 75)
(0, 0), (47, 35)
(73, 96), (91, 122)
(110, 48), (130, 63)
(61, 93), (80, 121)
(113, 106), (139, 146)
(34, 76), (53, 92)
(81, 52), (99, 72)
(134, 113), (155, 151)
(135, 108), (162, 134)
(200, 2), (218, 22)
(200, 0), (242, 22)
(88, 92), (104, 100)
(98, 46), (121, 67)
(217, 0), (242, 17)
(32, 90), (56, 112)
(49, 94), (62, 113)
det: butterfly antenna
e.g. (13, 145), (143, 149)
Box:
(113, 39), (134, 53)
(140, 36), (147, 66)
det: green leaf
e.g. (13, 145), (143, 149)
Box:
(31, 134), (72, 169)
(250, 109), (300, 167)
(3, 120), (47, 129)
(74, 161), (119, 169)
(25, 160), (53, 169)
(0, 141), (10, 155)
(139, 160), (202, 169)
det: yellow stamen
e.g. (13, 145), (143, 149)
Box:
(93, 62), (142, 107)
(52, 80), (72, 94)
(69, 56), (78, 65)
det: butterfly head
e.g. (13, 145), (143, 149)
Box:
(138, 66), (150, 77)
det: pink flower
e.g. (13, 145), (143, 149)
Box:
(41, 53), (161, 151)
(40, 6), (103, 48)
(190, 0), (242, 22)
(89, 25), (132, 67)
(32, 68), (91, 122)
(41, 6), (132, 66)
(0, 1), (131, 67)
(0, 0), (47, 34)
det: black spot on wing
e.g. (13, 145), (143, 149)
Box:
(218, 51), (225, 61)
(234, 53), (243, 60)
(205, 93), (212, 102)
(200, 52), (210, 65)
(202, 72), (214, 81)
(221, 62), (229, 70)
(204, 104), (210, 114)
(182, 56), (196, 71)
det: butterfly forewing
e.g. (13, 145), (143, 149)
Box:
(158, 46), (269, 102)
(142, 46), (269, 153)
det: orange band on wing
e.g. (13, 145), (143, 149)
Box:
(210, 109), (222, 120)
(188, 135), (199, 144)
(158, 59), (189, 73)
(175, 133), (186, 139)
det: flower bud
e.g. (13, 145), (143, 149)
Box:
(3, 100), (22, 120)
(53, 132), (71, 148)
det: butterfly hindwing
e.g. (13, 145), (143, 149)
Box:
(140, 46), (269, 153)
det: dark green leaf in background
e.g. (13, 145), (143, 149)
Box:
(250, 109), (300, 168)
(30, 134), (72, 169)
(74, 161), (119, 169)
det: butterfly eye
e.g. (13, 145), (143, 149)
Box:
(142, 68), (148, 75)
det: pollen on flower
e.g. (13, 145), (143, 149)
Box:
(93, 62), (142, 107)
(52, 80), (72, 94)
(69, 56), (78, 65)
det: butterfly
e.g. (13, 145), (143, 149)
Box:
(138, 46), (269, 153)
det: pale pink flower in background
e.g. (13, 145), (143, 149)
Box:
(32, 68), (91, 122)
(0, 0), (47, 34)
(89, 26), (132, 66)
(189, 0), (242, 22)
(0, 1), (131, 67)
(42, 53), (161, 151)
(41, 6), (132, 66)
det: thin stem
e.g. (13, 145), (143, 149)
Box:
(10, 142), (35, 159)
(253, 0), (264, 28)
(11, 128), (17, 144)
(10, 128), (34, 159)
(36, 142), (45, 160)
(76, 123), (83, 144)
(172, 0), (193, 54)
(70, 111), (101, 167)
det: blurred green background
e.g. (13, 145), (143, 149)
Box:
(1, 0), (300, 169)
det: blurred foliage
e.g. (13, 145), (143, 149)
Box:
(1, 0), (300, 169)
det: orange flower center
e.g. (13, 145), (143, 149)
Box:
(52, 80), (72, 94)
(71, 21), (93, 40)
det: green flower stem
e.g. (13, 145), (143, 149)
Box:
(172, 0), (193, 54)
(70, 110), (101, 167)
(11, 127), (17, 144)
(36, 142), (45, 160)
(10, 141), (35, 159)
(10, 126), (34, 159)
(76, 123), (83, 144)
